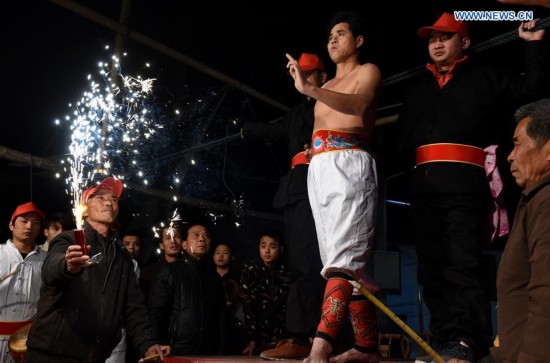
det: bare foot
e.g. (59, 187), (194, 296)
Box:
(303, 337), (333, 363)
(329, 348), (379, 363)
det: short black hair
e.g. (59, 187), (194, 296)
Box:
(122, 230), (142, 241)
(214, 241), (235, 253)
(515, 98), (550, 148)
(43, 212), (71, 230)
(326, 10), (366, 39)
(182, 221), (212, 239)
(258, 229), (284, 247)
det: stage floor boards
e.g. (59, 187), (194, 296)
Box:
(164, 357), (415, 363)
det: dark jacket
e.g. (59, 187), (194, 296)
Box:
(139, 256), (177, 307)
(493, 174), (550, 363)
(147, 250), (225, 355)
(239, 258), (290, 347)
(242, 97), (315, 207)
(398, 40), (549, 195)
(26, 221), (156, 362)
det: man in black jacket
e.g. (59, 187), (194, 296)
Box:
(397, 12), (548, 363)
(241, 53), (327, 360)
(148, 223), (225, 355)
(26, 176), (168, 363)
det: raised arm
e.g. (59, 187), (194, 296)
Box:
(286, 53), (380, 116)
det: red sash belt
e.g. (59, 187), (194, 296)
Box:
(0, 320), (32, 335)
(290, 151), (309, 169)
(311, 129), (368, 157)
(416, 143), (485, 168)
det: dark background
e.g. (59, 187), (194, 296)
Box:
(1, 0), (548, 262)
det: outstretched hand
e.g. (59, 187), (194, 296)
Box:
(286, 53), (307, 94)
(65, 244), (92, 274)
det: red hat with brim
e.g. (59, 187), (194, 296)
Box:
(81, 176), (123, 205)
(417, 12), (468, 38)
(11, 202), (45, 222)
(298, 53), (325, 72)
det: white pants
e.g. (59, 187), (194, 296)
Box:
(307, 149), (378, 281)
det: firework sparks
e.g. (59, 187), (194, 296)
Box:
(54, 49), (261, 232)
(152, 208), (184, 241)
(167, 208), (182, 239)
(59, 53), (159, 225)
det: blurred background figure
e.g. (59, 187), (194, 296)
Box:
(213, 242), (245, 355)
(240, 231), (289, 356)
(40, 212), (68, 252)
(122, 232), (141, 261)
(139, 224), (183, 304)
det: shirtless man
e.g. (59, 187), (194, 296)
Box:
(286, 10), (381, 363)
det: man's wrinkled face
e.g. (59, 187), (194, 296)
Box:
(508, 118), (550, 189)
(183, 225), (211, 259)
(86, 189), (119, 225)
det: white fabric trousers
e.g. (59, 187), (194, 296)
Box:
(307, 149), (378, 281)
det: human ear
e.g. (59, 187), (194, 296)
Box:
(462, 36), (471, 50)
(356, 35), (364, 48)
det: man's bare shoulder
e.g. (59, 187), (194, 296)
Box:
(357, 63), (381, 81)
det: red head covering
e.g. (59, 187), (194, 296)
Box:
(81, 176), (123, 205)
(417, 12), (468, 38)
(11, 202), (45, 222)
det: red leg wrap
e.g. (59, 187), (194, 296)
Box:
(315, 277), (353, 344)
(349, 298), (378, 352)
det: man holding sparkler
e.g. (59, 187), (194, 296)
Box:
(26, 176), (169, 362)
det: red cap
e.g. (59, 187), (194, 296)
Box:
(81, 176), (123, 205)
(297, 53), (325, 72)
(417, 12), (468, 38)
(11, 202), (45, 222)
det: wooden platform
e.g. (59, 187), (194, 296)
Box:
(164, 356), (415, 363)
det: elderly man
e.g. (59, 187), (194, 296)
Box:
(492, 98), (550, 363)
(148, 223), (226, 355)
(26, 176), (169, 362)
(0, 202), (45, 363)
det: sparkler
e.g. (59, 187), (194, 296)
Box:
(55, 49), (262, 233)
(152, 208), (183, 240)
(58, 53), (159, 225)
